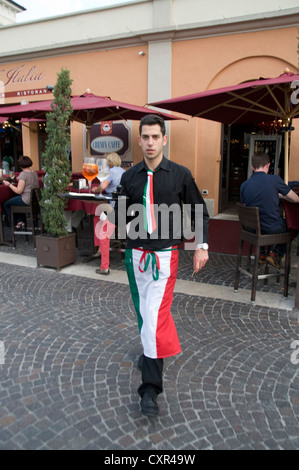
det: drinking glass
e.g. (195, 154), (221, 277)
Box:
(97, 159), (110, 196)
(82, 157), (98, 193)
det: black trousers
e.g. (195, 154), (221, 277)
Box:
(260, 219), (287, 257)
(138, 355), (164, 397)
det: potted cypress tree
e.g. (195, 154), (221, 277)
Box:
(36, 68), (76, 269)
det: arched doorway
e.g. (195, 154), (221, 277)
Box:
(211, 57), (297, 215)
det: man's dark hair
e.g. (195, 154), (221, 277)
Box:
(252, 152), (270, 170)
(139, 114), (166, 136)
(18, 156), (33, 169)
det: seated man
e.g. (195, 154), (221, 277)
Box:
(240, 152), (299, 268)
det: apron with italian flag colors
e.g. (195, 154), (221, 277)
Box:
(125, 247), (181, 359)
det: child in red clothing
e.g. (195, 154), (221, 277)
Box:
(93, 153), (125, 274)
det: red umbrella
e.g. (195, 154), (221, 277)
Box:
(152, 73), (299, 123)
(0, 92), (183, 156)
(0, 93), (182, 122)
(152, 72), (299, 181)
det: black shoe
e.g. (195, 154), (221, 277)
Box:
(140, 391), (159, 417)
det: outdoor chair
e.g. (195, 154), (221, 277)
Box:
(234, 202), (291, 302)
(10, 188), (44, 248)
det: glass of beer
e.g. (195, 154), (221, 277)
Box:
(82, 157), (98, 193)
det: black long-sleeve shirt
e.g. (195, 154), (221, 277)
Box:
(112, 156), (210, 250)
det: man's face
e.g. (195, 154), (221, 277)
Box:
(138, 124), (168, 163)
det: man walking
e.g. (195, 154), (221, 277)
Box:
(115, 115), (209, 417)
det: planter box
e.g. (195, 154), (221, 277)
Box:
(36, 233), (76, 270)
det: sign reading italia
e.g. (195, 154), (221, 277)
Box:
(0, 65), (46, 86)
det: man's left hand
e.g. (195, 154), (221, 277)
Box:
(193, 248), (209, 274)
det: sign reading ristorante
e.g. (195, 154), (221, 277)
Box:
(0, 88), (52, 99)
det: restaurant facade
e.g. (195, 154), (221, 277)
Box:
(0, 0), (299, 216)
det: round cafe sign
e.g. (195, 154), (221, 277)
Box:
(89, 121), (130, 159)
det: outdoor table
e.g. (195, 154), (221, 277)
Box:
(59, 190), (126, 262)
(0, 183), (14, 205)
(282, 199), (299, 232)
(63, 191), (109, 215)
(282, 198), (299, 308)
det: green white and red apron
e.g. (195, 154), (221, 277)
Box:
(125, 246), (181, 359)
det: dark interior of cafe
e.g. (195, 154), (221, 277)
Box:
(220, 122), (285, 213)
(0, 120), (47, 172)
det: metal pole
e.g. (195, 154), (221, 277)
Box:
(284, 130), (289, 184)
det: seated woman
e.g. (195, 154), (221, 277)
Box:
(3, 156), (39, 230)
(92, 152), (125, 275)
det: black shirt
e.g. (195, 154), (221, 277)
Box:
(113, 156), (210, 250)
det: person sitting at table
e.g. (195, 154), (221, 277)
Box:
(3, 156), (39, 230)
(92, 152), (125, 275)
(240, 152), (299, 269)
(64, 209), (85, 234)
(43, 164), (85, 235)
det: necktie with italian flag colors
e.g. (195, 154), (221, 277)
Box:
(143, 169), (156, 234)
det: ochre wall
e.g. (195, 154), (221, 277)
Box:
(170, 26), (299, 212)
(1, 44), (149, 171)
(1, 26), (298, 213)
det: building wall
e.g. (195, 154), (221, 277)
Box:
(172, 0), (299, 24)
(170, 25), (299, 213)
(1, 0), (299, 214)
(0, 45), (150, 171)
(0, 0), (24, 26)
(0, 0), (296, 59)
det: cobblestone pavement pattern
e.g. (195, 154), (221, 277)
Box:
(0, 223), (299, 450)
(0, 260), (299, 450)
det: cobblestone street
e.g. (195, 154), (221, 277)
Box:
(1, 0), (299, 453)
(0, 241), (299, 449)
